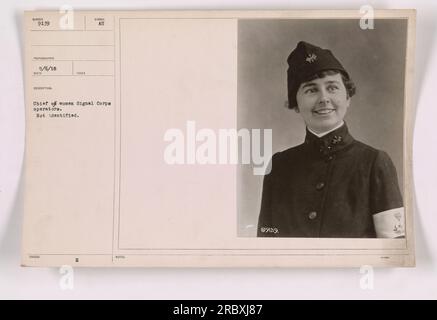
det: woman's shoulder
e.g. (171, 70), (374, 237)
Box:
(346, 140), (400, 180)
(272, 143), (306, 160)
(351, 139), (394, 163)
(267, 143), (307, 171)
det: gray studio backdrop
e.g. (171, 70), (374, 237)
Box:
(237, 19), (407, 237)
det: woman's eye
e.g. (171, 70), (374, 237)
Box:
(304, 88), (317, 94)
(327, 85), (339, 92)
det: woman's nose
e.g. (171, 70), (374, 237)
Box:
(318, 89), (330, 105)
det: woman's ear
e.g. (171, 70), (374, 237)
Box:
(294, 106), (300, 113)
(345, 96), (351, 109)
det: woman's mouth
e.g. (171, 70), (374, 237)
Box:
(313, 108), (335, 115)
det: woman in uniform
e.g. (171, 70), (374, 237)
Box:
(257, 41), (404, 238)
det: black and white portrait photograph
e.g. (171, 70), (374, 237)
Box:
(5, 0), (437, 299)
(237, 18), (409, 239)
(19, 9), (416, 269)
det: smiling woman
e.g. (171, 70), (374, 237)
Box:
(295, 72), (350, 134)
(256, 41), (405, 238)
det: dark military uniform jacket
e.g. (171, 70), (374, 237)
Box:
(257, 123), (403, 238)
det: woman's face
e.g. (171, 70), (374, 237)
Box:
(295, 73), (350, 134)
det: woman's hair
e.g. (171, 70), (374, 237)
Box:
(287, 69), (356, 110)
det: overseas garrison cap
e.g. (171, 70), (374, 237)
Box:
(287, 41), (350, 108)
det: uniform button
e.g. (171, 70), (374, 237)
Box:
(326, 155), (334, 162)
(308, 211), (317, 220)
(316, 182), (325, 190)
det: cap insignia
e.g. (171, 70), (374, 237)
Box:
(305, 53), (317, 63)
